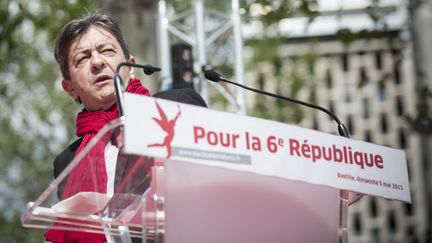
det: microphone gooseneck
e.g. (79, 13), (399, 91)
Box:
(203, 69), (351, 138)
(114, 62), (161, 117)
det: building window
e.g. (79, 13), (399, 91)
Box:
(312, 115), (319, 130)
(329, 100), (335, 118)
(359, 66), (369, 87)
(404, 202), (413, 216)
(307, 59), (315, 75)
(347, 115), (354, 135)
(325, 69), (333, 89)
(378, 83), (386, 101)
(359, 67), (369, 87)
(371, 228), (381, 243)
(364, 130), (373, 143)
(345, 92), (351, 103)
(258, 72), (265, 90)
(407, 159), (413, 181)
(362, 98), (370, 119)
(353, 213), (362, 235)
(387, 211), (397, 233)
(341, 53), (349, 72)
(394, 64), (401, 84)
(380, 113), (388, 133)
(370, 197), (378, 217)
(345, 84), (352, 103)
(391, 48), (401, 57)
(375, 50), (383, 70)
(396, 96), (404, 116)
(399, 128), (407, 148)
(405, 225), (418, 242)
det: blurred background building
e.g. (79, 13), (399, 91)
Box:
(245, 0), (432, 243)
(242, 0), (432, 242)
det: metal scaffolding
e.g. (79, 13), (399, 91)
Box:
(156, 0), (247, 114)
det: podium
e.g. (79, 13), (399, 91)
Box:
(21, 94), (410, 243)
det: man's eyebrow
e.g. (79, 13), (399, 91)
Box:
(97, 43), (117, 50)
(71, 43), (117, 59)
(72, 47), (89, 55)
(70, 42), (90, 58)
(71, 48), (89, 62)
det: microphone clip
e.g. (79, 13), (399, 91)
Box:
(114, 62), (161, 117)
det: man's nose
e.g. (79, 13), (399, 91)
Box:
(90, 52), (105, 72)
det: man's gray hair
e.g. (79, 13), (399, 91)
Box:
(54, 13), (130, 80)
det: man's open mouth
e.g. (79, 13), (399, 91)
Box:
(94, 74), (112, 84)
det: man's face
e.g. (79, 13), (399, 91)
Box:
(62, 26), (134, 111)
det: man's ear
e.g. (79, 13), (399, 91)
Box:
(128, 56), (136, 79)
(62, 79), (78, 100)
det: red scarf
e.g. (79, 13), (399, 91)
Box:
(44, 78), (150, 243)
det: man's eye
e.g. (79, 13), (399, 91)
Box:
(75, 56), (88, 66)
(102, 49), (115, 54)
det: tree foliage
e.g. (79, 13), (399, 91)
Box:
(239, 0), (320, 123)
(0, 0), (96, 242)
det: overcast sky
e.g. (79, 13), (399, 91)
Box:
(317, 0), (404, 11)
(244, 0), (408, 38)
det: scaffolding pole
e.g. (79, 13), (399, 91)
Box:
(156, 0), (247, 114)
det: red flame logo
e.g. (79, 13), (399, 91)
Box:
(147, 100), (181, 158)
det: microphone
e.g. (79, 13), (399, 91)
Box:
(142, 64), (162, 75)
(118, 63), (161, 75)
(204, 69), (351, 138)
(114, 62), (161, 117)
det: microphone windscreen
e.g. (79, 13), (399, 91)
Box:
(204, 70), (221, 82)
(142, 65), (161, 75)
